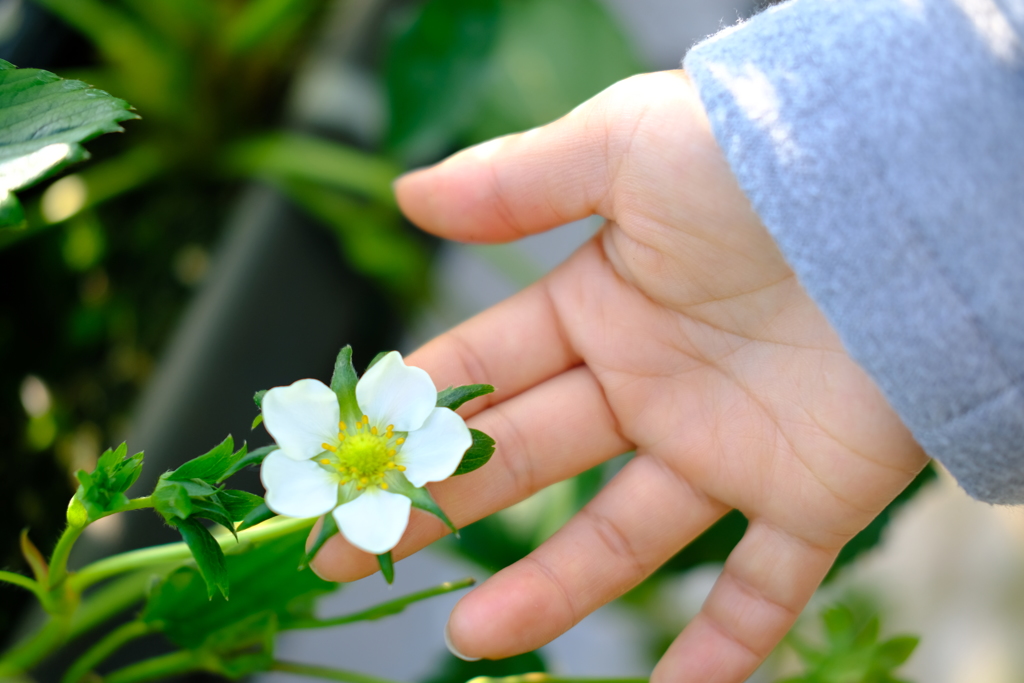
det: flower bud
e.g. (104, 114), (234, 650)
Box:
(66, 496), (89, 529)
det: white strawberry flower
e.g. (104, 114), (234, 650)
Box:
(259, 351), (472, 555)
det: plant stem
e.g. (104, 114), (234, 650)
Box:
(69, 570), (157, 639)
(70, 516), (313, 591)
(111, 496), (154, 514)
(0, 570), (45, 601)
(48, 524), (85, 589)
(271, 661), (404, 683)
(62, 620), (155, 683)
(0, 616), (68, 676)
(288, 577), (475, 629)
(464, 677), (649, 683)
(103, 650), (199, 683)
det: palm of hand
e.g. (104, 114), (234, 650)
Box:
(315, 71), (927, 683)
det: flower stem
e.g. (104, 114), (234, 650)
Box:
(465, 676), (649, 683)
(0, 570), (45, 601)
(61, 620), (155, 683)
(271, 661), (404, 683)
(70, 516), (314, 591)
(102, 650), (198, 683)
(289, 577), (475, 629)
(0, 616), (67, 676)
(69, 570), (156, 639)
(111, 496), (154, 514)
(47, 524), (85, 589)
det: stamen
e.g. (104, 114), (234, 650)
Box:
(320, 459), (330, 465)
(362, 415), (369, 424)
(397, 465), (406, 472)
(380, 483), (389, 490)
(360, 477), (369, 485)
(395, 438), (405, 445)
(371, 426), (378, 435)
(339, 421), (346, 431)
(388, 449), (396, 456)
(322, 443), (337, 452)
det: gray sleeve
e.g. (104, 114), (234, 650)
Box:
(683, 0), (1024, 503)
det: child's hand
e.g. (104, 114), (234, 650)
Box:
(314, 71), (928, 683)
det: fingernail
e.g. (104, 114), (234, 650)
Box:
(445, 621), (481, 662)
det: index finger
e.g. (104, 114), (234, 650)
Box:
(394, 71), (698, 244)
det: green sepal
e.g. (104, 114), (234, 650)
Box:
(366, 350), (390, 372)
(385, 471), (458, 536)
(217, 445), (277, 483)
(253, 390), (267, 409)
(74, 442), (145, 520)
(251, 413), (263, 430)
(329, 345), (361, 425)
(453, 429), (495, 476)
(190, 498), (238, 540)
(153, 481), (194, 520)
(302, 513), (338, 568)
(0, 191), (25, 231)
(876, 636), (919, 669)
(377, 551), (394, 585)
(436, 384), (494, 411)
(169, 516), (229, 600)
(237, 502), (277, 531)
(167, 435), (236, 483)
(219, 490), (265, 522)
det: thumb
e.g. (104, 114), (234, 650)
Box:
(393, 70), (697, 244)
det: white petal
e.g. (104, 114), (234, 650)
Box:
(400, 407), (472, 487)
(262, 379), (340, 461)
(261, 450), (338, 518)
(355, 351), (436, 432)
(331, 488), (411, 554)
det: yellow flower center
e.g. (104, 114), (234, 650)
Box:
(318, 415), (407, 490)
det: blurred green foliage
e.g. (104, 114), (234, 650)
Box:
(781, 602), (919, 683)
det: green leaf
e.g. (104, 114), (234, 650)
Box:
(218, 445), (278, 483)
(467, 0), (646, 144)
(854, 616), (881, 648)
(386, 0), (503, 163)
(153, 481), (193, 521)
(251, 413), (264, 430)
(0, 61), (137, 228)
(330, 345), (362, 425)
(143, 525), (335, 647)
(822, 604), (856, 646)
(0, 191), (24, 230)
(453, 429), (495, 476)
(385, 471), (458, 536)
(303, 514), (338, 568)
(169, 516), (229, 599)
(224, 133), (401, 205)
(219, 490), (265, 522)
(201, 612), (276, 678)
(377, 552), (394, 585)
(167, 435), (236, 483)
(436, 384), (495, 411)
(237, 502), (277, 531)
(253, 390), (267, 409)
(222, 0), (318, 56)
(876, 636), (919, 669)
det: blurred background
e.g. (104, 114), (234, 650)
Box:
(2, 0), (1023, 681)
